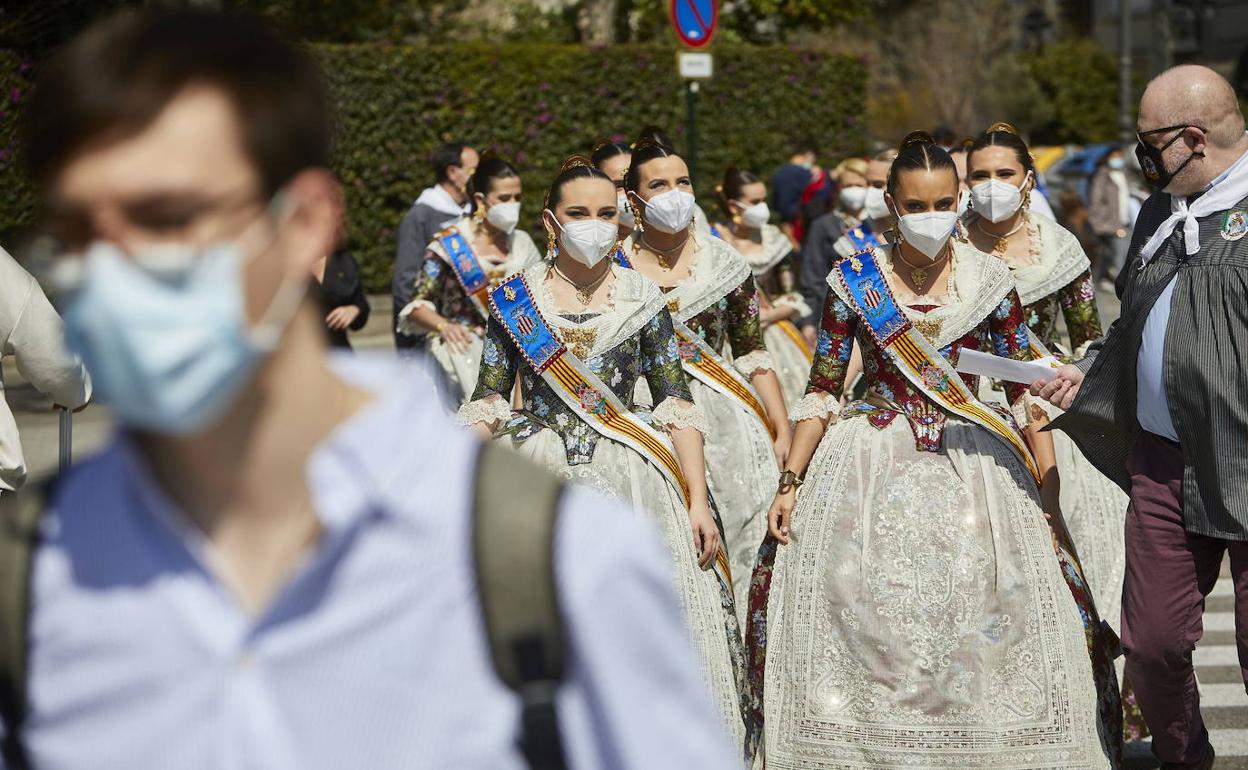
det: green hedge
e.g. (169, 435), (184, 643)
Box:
(0, 44), (866, 293)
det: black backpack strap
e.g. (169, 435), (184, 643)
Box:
(0, 487), (46, 770)
(472, 443), (568, 770)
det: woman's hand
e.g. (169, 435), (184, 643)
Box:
(768, 488), (797, 545)
(688, 501), (721, 570)
(325, 305), (361, 331)
(760, 305), (797, 326)
(439, 322), (476, 353)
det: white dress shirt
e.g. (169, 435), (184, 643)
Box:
(1136, 148), (1248, 442)
(4, 355), (737, 769)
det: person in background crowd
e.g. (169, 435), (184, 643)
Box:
(827, 157), (869, 230)
(591, 140), (636, 241)
(949, 140), (973, 215)
(770, 139), (818, 245)
(395, 155), (541, 406)
(391, 142), (478, 350)
(1088, 146), (1133, 291)
(1038, 64), (1248, 770)
(0, 245), (91, 493)
(1058, 188), (1101, 258)
(964, 122), (1141, 739)
(931, 124), (957, 152)
(711, 168), (812, 409)
(313, 245), (370, 350)
(620, 137), (791, 633)
(754, 131), (1119, 770)
(458, 156), (756, 763)
(3, 10), (740, 769)
(794, 155), (833, 245)
(799, 149), (896, 343)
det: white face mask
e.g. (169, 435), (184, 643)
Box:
(838, 185), (868, 212)
(864, 187), (891, 221)
(551, 214), (618, 268)
(969, 173), (1029, 224)
(485, 201), (521, 233)
(957, 188), (971, 216)
(617, 192), (635, 228)
(638, 189), (696, 234)
(736, 201), (771, 229)
(897, 211), (958, 259)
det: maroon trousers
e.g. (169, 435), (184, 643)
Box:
(1121, 431), (1248, 765)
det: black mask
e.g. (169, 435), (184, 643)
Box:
(1135, 124), (1205, 191)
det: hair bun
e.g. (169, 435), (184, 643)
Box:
(590, 138), (615, 154)
(557, 154), (595, 174)
(478, 149), (501, 162)
(985, 121), (1020, 137)
(898, 130), (936, 151)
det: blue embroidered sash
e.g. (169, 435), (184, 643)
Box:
(845, 221), (880, 253)
(439, 230), (491, 318)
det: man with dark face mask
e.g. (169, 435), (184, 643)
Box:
(1034, 64), (1248, 770)
(0, 10), (739, 769)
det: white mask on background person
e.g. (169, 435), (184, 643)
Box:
(59, 205), (304, 435)
(864, 187), (891, 221)
(969, 172), (1029, 224)
(897, 211), (959, 259)
(838, 185), (868, 212)
(553, 215), (618, 268)
(957, 188), (971, 216)
(485, 201), (521, 233)
(1107, 157), (1126, 171)
(638, 189), (696, 234)
(737, 201), (771, 229)
(616, 192), (636, 228)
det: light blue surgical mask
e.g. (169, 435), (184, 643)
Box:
(59, 206), (305, 435)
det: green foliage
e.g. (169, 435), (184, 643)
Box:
(0, 43), (863, 292)
(1022, 37), (1121, 144)
(319, 43), (865, 292)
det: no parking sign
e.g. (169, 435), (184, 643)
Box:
(669, 0), (717, 48)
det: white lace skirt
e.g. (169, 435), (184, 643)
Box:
(499, 427), (747, 752)
(690, 378), (777, 628)
(762, 415), (1110, 769)
(429, 334), (484, 408)
(763, 323), (812, 410)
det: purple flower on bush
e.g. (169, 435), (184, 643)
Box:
(526, 124), (539, 138)
(515, 150), (529, 165)
(536, 111), (551, 125)
(9, 88), (21, 103)
(540, 82), (551, 92)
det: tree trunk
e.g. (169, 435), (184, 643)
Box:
(578, 0), (618, 45)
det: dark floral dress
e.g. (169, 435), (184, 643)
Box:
(409, 250), (489, 333)
(470, 309), (691, 464)
(677, 274), (769, 367)
(1023, 269), (1103, 356)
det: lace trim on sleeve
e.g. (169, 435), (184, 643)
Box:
(733, 349), (775, 377)
(396, 299), (437, 335)
(455, 396), (513, 427)
(651, 397), (709, 435)
(772, 292), (812, 321)
(789, 391), (837, 424)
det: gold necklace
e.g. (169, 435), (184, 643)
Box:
(895, 245), (949, 290)
(552, 263), (611, 307)
(639, 233), (689, 270)
(974, 216), (1027, 255)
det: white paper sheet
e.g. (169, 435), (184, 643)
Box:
(955, 348), (1059, 385)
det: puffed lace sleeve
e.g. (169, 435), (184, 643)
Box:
(640, 308), (707, 435)
(793, 291), (858, 424)
(455, 315), (517, 428)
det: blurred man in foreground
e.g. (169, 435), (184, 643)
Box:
(0, 9), (738, 769)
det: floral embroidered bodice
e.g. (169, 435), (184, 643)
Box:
(806, 242), (1033, 451)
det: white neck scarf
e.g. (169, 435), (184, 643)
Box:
(1139, 147), (1248, 264)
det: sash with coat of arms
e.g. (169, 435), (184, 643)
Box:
(438, 229), (492, 319)
(834, 248), (1041, 483)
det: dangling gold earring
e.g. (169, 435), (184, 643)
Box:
(632, 202), (645, 234)
(1021, 186), (1032, 210)
(546, 230), (557, 260)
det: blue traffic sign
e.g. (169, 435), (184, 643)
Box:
(670, 0), (717, 48)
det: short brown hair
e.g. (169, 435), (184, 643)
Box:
(25, 8), (332, 196)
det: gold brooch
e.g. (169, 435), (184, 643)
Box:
(503, 285), (517, 301)
(913, 318), (943, 341)
(849, 255), (864, 274)
(560, 327), (598, 360)
(666, 298), (681, 314)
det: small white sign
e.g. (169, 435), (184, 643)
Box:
(678, 52), (713, 80)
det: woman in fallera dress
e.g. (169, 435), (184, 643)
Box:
(396, 155), (541, 405)
(964, 122), (1139, 738)
(457, 157), (757, 763)
(617, 137), (792, 628)
(751, 132), (1120, 769)
(710, 167), (813, 409)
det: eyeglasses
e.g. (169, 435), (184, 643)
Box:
(1136, 124), (1206, 147)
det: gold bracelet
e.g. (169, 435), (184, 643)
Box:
(433, 320), (449, 335)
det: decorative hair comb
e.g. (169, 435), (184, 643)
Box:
(898, 130), (936, 151)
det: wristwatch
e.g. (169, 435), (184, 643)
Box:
(777, 469), (803, 493)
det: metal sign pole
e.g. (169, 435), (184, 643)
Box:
(686, 80), (699, 188)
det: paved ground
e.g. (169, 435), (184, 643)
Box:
(9, 288), (1247, 766)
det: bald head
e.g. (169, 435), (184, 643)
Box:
(1140, 65), (1244, 148)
